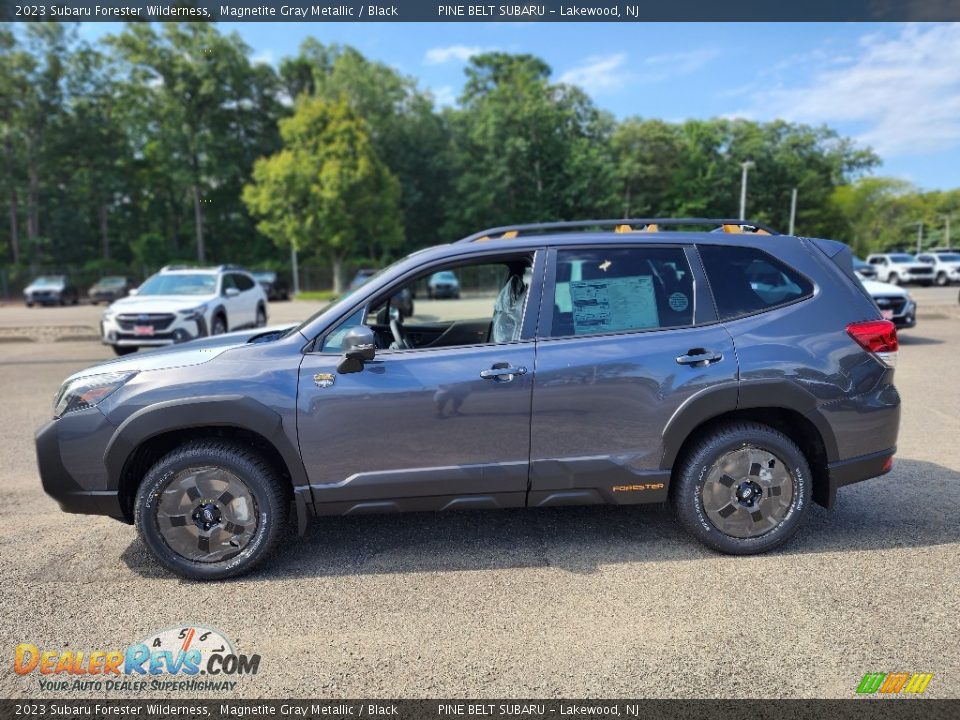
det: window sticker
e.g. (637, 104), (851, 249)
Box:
(569, 275), (659, 334)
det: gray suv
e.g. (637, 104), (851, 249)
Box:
(36, 219), (901, 580)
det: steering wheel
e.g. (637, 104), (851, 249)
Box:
(389, 316), (411, 349)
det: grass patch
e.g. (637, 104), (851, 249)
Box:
(295, 290), (338, 302)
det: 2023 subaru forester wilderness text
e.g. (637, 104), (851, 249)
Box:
(36, 219), (901, 580)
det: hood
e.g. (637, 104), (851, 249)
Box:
(107, 294), (216, 313)
(63, 324), (298, 383)
(861, 279), (909, 297)
(26, 281), (65, 292)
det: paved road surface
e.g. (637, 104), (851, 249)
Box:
(1, 320), (957, 699)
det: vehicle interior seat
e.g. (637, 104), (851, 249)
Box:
(490, 274), (527, 343)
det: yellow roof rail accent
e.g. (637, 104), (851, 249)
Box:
(475, 236), (491, 243)
(722, 224), (743, 233)
(754, 228), (771, 235)
(645, 223), (659, 232)
(501, 230), (519, 239)
(614, 224), (633, 233)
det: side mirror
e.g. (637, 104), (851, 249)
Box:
(337, 326), (376, 374)
(225, 287), (240, 297)
(128, 288), (139, 296)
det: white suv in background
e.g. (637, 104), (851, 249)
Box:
(865, 253), (935, 286)
(916, 252), (960, 286)
(100, 265), (268, 355)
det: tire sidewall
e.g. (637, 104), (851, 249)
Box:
(135, 450), (281, 580)
(679, 429), (811, 554)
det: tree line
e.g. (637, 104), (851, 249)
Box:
(2, 23), (957, 292)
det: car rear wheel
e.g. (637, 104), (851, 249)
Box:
(671, 421), (811, 555)
(134, 439), (289, 580)
(255, 304), (267, 327)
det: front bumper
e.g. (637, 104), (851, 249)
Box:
(892, 299), (917, 329)
(101, 314), (208, 347)
(35, 408), (125, 519)
(25, 292), (62, 304)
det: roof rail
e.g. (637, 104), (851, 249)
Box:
(456, 218), (779, 243)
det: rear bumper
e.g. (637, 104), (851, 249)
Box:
(818, 447), (896, 509)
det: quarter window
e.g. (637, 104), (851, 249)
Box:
(550, 247), (694, 337)
(698, 245), (813, 321)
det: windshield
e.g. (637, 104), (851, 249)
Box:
(99, 276), (126, 286)
(432, 271), (457, 281)
(889, 254), (915, 263)
(252, 272), (276, 282)
(32, 276), (64, 286)
(137, 273), (217, 296)
(937, 253), (960, 262)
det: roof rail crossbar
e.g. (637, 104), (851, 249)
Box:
(455, 218), (779, 243)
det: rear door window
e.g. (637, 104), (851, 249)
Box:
(549, 247), (694, 337)
(698, 245), (813, 321)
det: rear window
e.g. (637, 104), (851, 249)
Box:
(698, 245), (813, 321)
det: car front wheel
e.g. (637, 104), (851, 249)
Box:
(936, 272), (948, 286)
(671, 421), (811, 555)
(255, 304), (267, 327)
(112, 346), (137, 356)
(134, 439), (288, 580)
(211, 314), (227, 335)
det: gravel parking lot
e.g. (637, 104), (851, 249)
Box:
(0, 301), (957, 699)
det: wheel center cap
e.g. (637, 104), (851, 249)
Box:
(735, 480), (762, 506)
(192, 502), (222, 530)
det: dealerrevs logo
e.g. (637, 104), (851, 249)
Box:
(13, 625), (259, 693)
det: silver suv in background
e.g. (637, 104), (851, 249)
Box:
(866, 253), (935, 286)
(100, 265), (268, 355)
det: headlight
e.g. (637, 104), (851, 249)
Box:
(53, 371), (136, 418)
(102, 307), (116, 319)
(178, 304), (207, 320)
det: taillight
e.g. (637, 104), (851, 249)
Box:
(846, 320), (898, 367)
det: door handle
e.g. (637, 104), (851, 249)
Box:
(479, 365), (528, 381)
(676, 349), (723, 367)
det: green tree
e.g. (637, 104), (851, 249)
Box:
(281, 40), (451, 252)
(108, 22), (282, 263)
(243, 96), (402, 293)
(443, 52), (618, 238)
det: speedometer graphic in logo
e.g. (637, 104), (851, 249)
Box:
(140, 624), (234, 667)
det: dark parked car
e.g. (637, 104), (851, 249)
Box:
(23, 276), (79, 307)
(252, 271), (290, 301)
(37, 218), (900, 580)
(88, 276), (132, 305)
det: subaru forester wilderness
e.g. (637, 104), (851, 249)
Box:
(36, 219), (901, 580)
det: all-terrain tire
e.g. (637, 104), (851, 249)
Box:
(670, 421), (812, 555)
(135, 439), (289, 580)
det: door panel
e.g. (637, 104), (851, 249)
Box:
(297, 343), (536, 514)
(530, 330), (737, 506)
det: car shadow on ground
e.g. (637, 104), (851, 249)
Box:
(120, 458), (960, 581)
(899, 334), (944, 346)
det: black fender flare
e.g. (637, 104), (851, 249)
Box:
(103, 395), (310, 531)
(659, 380), (840, 471)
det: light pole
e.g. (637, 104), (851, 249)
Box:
(290, 241), (300, 297)
(905, 221), (923, 255)
(739, 160), (755, 221)
(788, 187), (798, 236)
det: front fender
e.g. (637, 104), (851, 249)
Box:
(103, 394), (308, 489)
